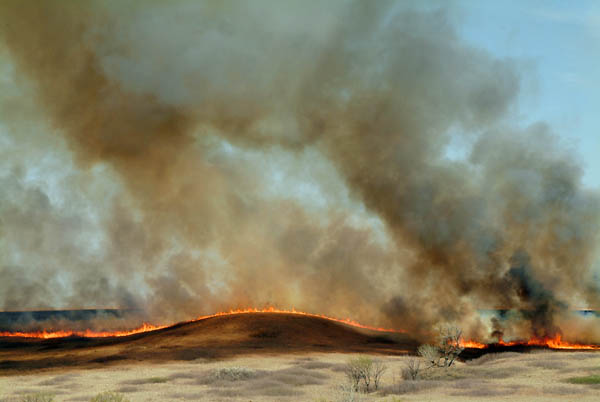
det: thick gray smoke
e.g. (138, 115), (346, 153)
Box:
(0, 0), (598, 341)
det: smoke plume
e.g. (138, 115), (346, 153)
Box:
(0, 0), (598, 341)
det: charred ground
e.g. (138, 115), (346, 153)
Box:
(0, 313), (417, 374)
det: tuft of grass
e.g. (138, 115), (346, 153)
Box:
(213, 366), (257, 381)
(145, 376), (168, 384)
(566, 375), (600, 385)
(20, 393), (55, 402)
(89, 391), (130, 402)
(121, 376), (169, 385)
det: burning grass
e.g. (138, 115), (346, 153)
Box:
(0, 307), (405, 340)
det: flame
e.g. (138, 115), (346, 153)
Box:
(461, 334), (600, 350)
(0, 307), (406, 339)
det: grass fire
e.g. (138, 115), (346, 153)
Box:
(0, 0), (599, 401)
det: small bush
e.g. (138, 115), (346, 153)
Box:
(89, 392), (130, 402)
(372, 359), (387, 390)
(401, 359), (421, 380)
(418, 326), (464, 368)
(213, 366), (257, 381)
(344, 356), (385, 392)
(566, 375), (600, 385)
(417, 344), (440, 368)
(337, 382), (362, 402)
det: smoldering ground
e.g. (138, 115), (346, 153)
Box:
(0, 0), (598, 342)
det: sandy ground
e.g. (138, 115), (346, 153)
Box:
(1, 350), (599, 401)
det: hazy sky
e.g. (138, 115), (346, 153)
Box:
(1, 1), (599, 339)
(457, 0), (599, 188)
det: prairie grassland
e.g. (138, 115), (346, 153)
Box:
(1, 351), (599, 401)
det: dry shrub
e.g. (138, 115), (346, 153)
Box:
(401, 359), (421, 380)
(214, 366), (257, 381)
(337, 382), (362, 402)
(418, 326), (464, 368)
(344, 356), (386, 392)
(417, 344), (440, 368)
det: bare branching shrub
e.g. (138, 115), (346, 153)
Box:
(89, 392), (130, 402)
(438, 326), (464, 367)
(373, 360), (387, 390)
(337, 382), (362, 402)
(344, 357), (365, 392)
(418, 325), (464, 368)
(418, 344), (440, 368)
(401, 358), (421, 380)
(344, 356), (385, 393)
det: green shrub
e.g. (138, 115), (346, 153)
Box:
(565, 375), (600, 385)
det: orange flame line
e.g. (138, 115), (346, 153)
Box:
(461, 334), (600, 350)
(0, 307), (406, 339)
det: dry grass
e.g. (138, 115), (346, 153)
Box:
(37, 374), (78, 387)
(113, 386), (137, 394)
(298, 361), (334, 370)
(120, 376), (169, 385)
(527, 359), (570, 369)
(19, 394), (55, 402)
(542, 385), (588, 395)
(380, 379), (441, 395)
(2, 351), (600, 401)
(465, 352), (521, 366)
(89, 392), (129, 402)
